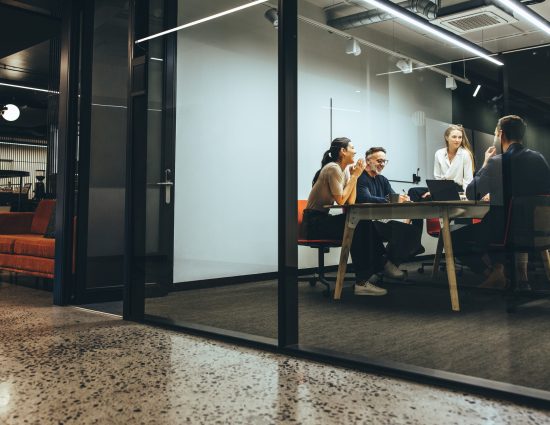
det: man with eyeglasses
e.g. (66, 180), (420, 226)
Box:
(356, 147), (423, 279)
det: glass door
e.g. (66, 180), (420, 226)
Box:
(126, 0), (279, 343)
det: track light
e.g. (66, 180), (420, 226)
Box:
(264, 8), (278, 28)
(445, 76), (457, 90)
(396, 59), (413, 73)
(473, 84), (481, 97)
(0, 104), (20, 121)
(345, 38), (362, 56)
(493, 0), (550, 35)
(358, 0), (503, 66)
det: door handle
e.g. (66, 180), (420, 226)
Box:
(156, 169), (173, 204)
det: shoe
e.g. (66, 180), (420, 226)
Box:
(479, 264), (507, 289)
(354, 281), (388, 296)
(384, 261), (406, 280)
(409, 245), (426, 259)
(516, 281), (532, 291)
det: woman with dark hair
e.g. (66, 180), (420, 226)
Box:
(303, 137), (387, 296)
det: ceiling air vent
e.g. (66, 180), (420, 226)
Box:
(433, 5), (518, 34)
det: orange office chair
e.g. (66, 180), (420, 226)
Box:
(297, 200), (343, 297)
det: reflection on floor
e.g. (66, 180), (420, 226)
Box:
(1, 282), (549, 424)
(142, 262), (550, 392)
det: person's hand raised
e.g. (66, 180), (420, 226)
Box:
(350, 158), (366, 178)
(484, 146), (496, 166)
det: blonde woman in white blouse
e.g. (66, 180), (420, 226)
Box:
(433, 124), (475, 192)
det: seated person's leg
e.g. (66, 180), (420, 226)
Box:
(373, 221), (408, 279)
(383, 220), (423, 265)
(451, 222), (490, 274)
(351, 220), (388, 295)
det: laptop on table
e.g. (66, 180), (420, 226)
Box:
(425, 179), (462, 201)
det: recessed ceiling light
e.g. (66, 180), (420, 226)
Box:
(1, 104), (20, 121)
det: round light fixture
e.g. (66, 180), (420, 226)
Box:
(1, 104), (20, 121)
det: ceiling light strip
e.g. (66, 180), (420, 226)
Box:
(135, 0), (269, 44)
(0, 141), (47, 148)
(473, 85), (481, 97)
(493, 0), (550, 35)
(0, 82), (59, 94)
(358, 0), (503, 66)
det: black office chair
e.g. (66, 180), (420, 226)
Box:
(490, 195), (550, 311)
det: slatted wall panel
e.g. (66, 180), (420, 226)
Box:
(0, 140), (48, 198)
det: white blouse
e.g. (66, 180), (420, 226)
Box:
(433, 147), (474, 190)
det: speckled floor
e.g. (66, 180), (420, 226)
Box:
(1, 283), (549, 425)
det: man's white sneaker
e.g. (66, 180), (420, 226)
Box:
(354, 281), (388, 296)
(384, 261), (406, 280)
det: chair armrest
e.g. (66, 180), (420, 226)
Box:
(0, 212), (34, 234)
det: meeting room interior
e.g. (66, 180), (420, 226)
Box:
(2, 0), (550, 404)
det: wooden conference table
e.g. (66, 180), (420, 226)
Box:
(330, 201), (490, 311)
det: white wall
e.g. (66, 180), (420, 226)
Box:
(173, 5), (278, 282)
(173, 2), (454, 282)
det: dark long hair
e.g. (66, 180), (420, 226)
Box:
(312, 137), (351, 186)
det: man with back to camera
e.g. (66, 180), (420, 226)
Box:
(453, 115), (550, 287)
(356, 147), (424, 279)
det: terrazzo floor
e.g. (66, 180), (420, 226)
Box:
(1, 283), (550, 424)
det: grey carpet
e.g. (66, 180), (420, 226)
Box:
(141, 265), (550, 392)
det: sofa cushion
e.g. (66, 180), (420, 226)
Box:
(0, 235), (15, 254)
(43, 207), (56, 238)
(0, 253), (54, 276)
(13, 235), (55, 259)
(30, 200), (56, 235)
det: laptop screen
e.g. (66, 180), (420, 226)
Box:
(425, 179), (461, 201)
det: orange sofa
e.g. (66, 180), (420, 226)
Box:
(0, 200), (56, 279)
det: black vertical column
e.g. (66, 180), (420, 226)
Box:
(46, 37), (60, 194)
(54, 0), (81, 305)
(124, 0), (149, 320)
(278, 0), (298, 347)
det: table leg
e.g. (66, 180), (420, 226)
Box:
(441, 209), (460, 311)
(431, 233), (443, 280)
(542, 249), (550, 281)
(18, 176), (22, 211)
(334, 216), (355, 300)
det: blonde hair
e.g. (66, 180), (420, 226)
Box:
(444, 124), (475, 172)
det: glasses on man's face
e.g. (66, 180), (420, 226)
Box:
(373, 159), (389, 165)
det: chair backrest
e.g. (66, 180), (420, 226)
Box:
(297, 200), (308, 240)
(426, 218), (440, 236)
(30, 199), (56, 234)
(506, 195), (550, 249)
(22, 183), (32, 194)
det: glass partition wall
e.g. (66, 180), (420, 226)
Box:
(138, 0), (279, 342)
(296, 0), (550, 396)
(129, 0), (550, 401)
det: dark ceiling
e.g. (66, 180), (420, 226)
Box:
(0, 0), (60, 140)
